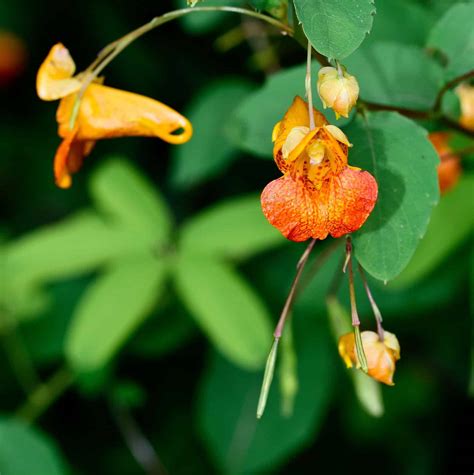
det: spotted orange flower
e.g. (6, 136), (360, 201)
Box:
(37, 44), (192, 188)
(338, 330), (400, 386)
(429, 132), (461, 194)
(261, 96), (377, 241)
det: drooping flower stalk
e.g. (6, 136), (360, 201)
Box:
(358, 264), (384, 341)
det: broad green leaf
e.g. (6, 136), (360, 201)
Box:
(363, 0), (436, 47)
(345, 42), (444, 110)
(0, 419), (67, 475)
(179, 194), (284, 260)
(326, 296), (384, 417)
(170, 80), (254, 188)
(197, 315), (333, 473)
(229, 63), (353, 158)
(172, 255), (272, 369)
(427, 2), (474, 80)
(174, 0), (244, 34)
(347, 112), (440, 281)
(293, 0), (376, 59)
(3, 211), (142, 289)
(66, 255), (167, 371)
(90, 158), (172, 245)
(391, 176), (474, 288)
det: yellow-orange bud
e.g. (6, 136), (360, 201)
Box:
(317, 66), (359, 119)
(338, 330), (400, 385)
(456, 83), (474, 132)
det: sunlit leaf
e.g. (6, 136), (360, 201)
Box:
(391, 176), (474, 288)
(66, 255), (167, 371)
(90, 158), (172, 246)
(427, 2), (474, 80)
(345, 42), (444, 110)
(179, 194), (284, 260)
(170, 79), (254, 188)
(0, 419), (67, 475)
(348, 112), (440, 281)
(173, 254), (272, 369)
(197, 315), (333, 472)
(293, 0), (376, 59)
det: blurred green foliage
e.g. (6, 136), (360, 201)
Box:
(0, 0), (473, 474)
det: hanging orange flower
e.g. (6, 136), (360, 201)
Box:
(338, 330), (400, 385)
(37, 43), (192, 188)
(261, 96), (377, 241)
(428, 132), (461, 194)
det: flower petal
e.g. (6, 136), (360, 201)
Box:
(57, 84), (192, 144)
(36, 43), (82, 101)
(273, 96), (327, 173)
(261, 167), (377, 242)
(54, 128), (95, 189)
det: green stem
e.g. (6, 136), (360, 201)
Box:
(16, 366), (75, 424)
(69, 6), (292, 129)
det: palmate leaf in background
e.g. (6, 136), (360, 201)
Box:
(229, 63), (353, 158)
(90, 158), (173, 245)
(66, 255), (167, 371)
(0, 419), (67, 475)
(293, 0), (376, 59)
(179, 194), (284, 260)
(173, 255), (272, 369)
(197, 314), (334, 473)
(390, 176), (474, 289)
(427, 2), (474, 81)
(170, 79), (255, 188)
(344, 42), (444, 111)
(347, 112), (440, 282)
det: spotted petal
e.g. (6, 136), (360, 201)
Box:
(261, 167), (378, 242)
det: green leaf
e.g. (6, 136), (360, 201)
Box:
(427, 2), (474, 80)
(174, 0), (245, 34)
(293, 0), (376, 59)
(197, 315), (333, 473)
(179, 194), (284, 260)
(66, 255), (167, 371)
(229, 63), (353, 158)
(170, 79), (254, 188)
(391, 176), (474, 288)
(90, 158), (172, 246)
(0, 419), (67, 475)
(345, 42), (444, 110)
(4, 211), (142, 289)
(363, 0), (436, 47)
(172, 254), (272, 369)
(347, 112), (440, 281)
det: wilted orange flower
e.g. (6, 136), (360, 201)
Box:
(429, 132), (461, 194)
(261, 96), (377, 241)
(37, 43), (192, 188)
(456, 83), (474, 132)
(338, 330), (400, 385)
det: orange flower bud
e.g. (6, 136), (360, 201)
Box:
(456, 83), (474, 132)
(37, 43), (192, 188)
(0, 31), (26, 86)
(317, 66), (359, 119)
(338, 330), (400, 385)
(428, 132), (461, 194)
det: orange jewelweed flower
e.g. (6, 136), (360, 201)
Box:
(0, 31), (27, 86)
(261, 96), (377, 242)
(429, 132), (461, 194)
(37, 43), (192, 188)
(338, 330), (401, 386)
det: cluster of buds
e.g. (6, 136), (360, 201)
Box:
(317, 64), (359, 119)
